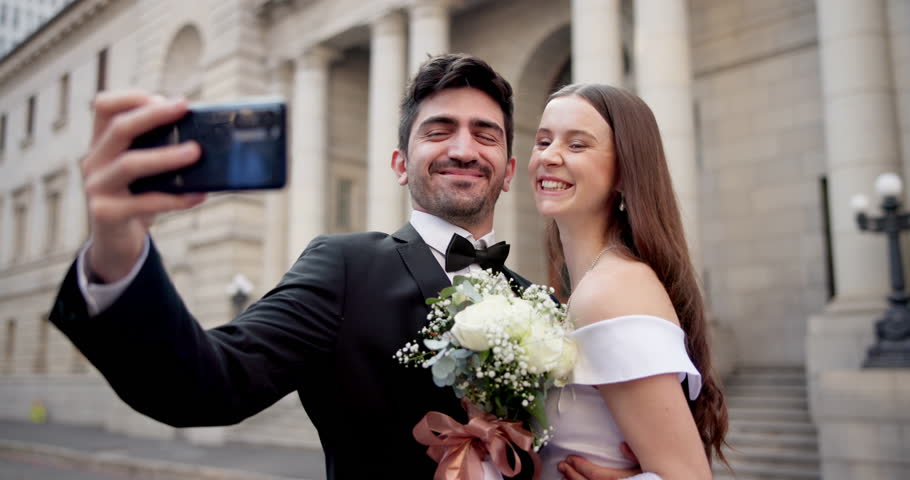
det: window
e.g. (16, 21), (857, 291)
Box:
(12, 187), (30, 260)
(328, 164), (365, 235)
(336, 178), (353, 230)
(25, 95), (36, 138)
(3, 319), (15, 375)
(0, 114), (6, 154)
(70, 346), (87, 374)
(13, 204), (27, 259)
(54, 73), (69, 129)
(33, 315), (49, 374)
(43, 171), (66, 253)
(96, 48), (108, 92)
(45, 190), (60, 252)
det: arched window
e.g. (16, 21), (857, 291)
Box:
(161, 25), (204, 100)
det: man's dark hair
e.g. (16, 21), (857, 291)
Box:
(398, 53), (514, 157)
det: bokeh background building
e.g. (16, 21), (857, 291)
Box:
(0, 0), (907, 478)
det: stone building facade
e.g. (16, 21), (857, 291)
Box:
(0, 0), (907, 477)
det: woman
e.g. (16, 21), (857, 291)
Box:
(529, 84), (728, 480)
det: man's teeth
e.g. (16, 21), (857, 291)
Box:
(541, 180), (570, 190)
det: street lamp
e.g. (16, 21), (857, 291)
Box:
(226, 273), (254, 318)
(851, 173), (910, 367)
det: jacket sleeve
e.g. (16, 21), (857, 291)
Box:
(49, 235), (345, 427)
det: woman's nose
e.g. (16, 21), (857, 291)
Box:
(539, 145), (563, 167)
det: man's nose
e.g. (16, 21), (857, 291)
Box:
(448, 130), (479, 163)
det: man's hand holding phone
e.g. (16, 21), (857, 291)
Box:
(83, 92), (206, 284)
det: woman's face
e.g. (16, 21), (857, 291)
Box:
(529, 95), (617, 221)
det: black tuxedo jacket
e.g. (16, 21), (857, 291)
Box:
(50, 223), (534, 479)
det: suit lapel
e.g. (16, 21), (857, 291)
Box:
(393, 223), (452, 303)
(393, 222), (536, 302)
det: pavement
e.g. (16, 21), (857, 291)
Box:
(0, 420), (326, 480)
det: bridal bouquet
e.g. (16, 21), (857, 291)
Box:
(395, 270), (576, 479)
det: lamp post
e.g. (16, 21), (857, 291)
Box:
(226, 273), (254, 318)
(851, 173), (910, 368)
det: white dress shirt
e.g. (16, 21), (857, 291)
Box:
(77, 211), (496, 316)
(408, 210), (497, 282)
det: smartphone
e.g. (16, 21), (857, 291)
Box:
(128, 97), (287, 193)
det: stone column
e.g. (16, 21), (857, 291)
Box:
(633, 0), (700, 267)
(807, 0), (903, 429)
(367, 11), (407, 233)
(287, 46), (336, 265)
(263, 59), (291, 286)
(817, 0), (900, 307)
(889, 0), (910, 201)
(571, 0), (623, 85)
(408, 0), (450, 74)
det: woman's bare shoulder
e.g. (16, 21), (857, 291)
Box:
(569, 256), (679, 329)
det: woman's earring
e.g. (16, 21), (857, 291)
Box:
(619, 193), (626, 212)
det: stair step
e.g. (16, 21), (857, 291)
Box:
(727, 407), (811, 422)
(725, 373), (806, 386)
(725, 384), (807, 398)
(713, 462), (821, 480)
(732, 365), (805, 376)
(729, 419), (817, 435)
(725, 446), (820, 465)
(725, 431), (818, 451)
(726, 395), (808, 410)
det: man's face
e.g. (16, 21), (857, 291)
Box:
(392, 87), (516, 228)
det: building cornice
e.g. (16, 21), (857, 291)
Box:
(0, 0), (119, 88)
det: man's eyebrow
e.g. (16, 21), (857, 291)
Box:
(470, 119), (505, 137)
(417, 115), (457, 130)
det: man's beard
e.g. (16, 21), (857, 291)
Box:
(408, 159), (504, 226)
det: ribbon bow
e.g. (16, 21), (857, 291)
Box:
(445, 235), (511, 272)
(413, 400), (540, 480)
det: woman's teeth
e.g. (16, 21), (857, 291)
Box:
(541, 180), (570, 191)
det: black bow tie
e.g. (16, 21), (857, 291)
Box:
(444, 234), (510, 272)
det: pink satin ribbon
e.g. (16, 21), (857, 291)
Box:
(413, 400), (541, 480)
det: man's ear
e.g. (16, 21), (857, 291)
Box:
(501, 156), (517, 192)
(391, 149), (408, 186)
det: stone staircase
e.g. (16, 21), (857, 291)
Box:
(713, 366), (821, 480)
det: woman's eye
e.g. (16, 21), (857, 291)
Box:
(535, 139), (551, 148)
(570, 143), (586, 150)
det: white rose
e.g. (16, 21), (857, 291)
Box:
(551, 338), (577, 386)
(451, 295), (511, 351)
(521, 322), (563, 373)
(504, 299), (537, 340)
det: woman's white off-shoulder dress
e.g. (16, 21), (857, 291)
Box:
(537, 315), (703, 480)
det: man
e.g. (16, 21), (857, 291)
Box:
(50, 54), (633, 480)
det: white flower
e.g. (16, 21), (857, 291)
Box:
(451, 295), (511, 351)
(551, 338), (577, 387)
(521, 320), (567, 374)
(505, 299), (537, 340)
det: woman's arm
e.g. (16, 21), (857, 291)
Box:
(597, 373), (711, 479)
(566, 258), (712, 480)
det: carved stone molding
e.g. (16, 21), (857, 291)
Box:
(0, 0), (119, 87)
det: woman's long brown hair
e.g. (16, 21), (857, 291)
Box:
(545, 84), (728, 466)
